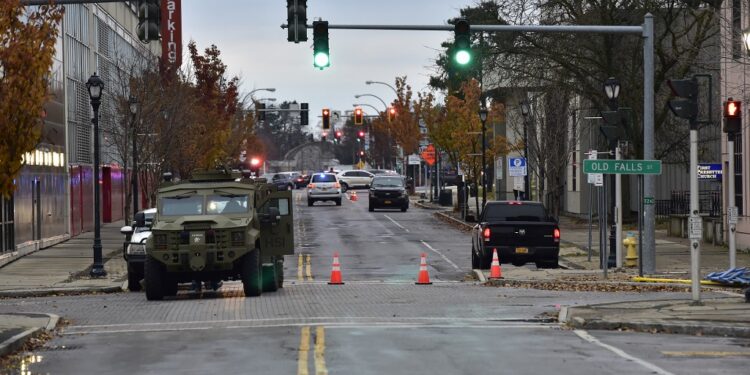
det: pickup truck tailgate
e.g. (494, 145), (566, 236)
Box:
(486, 222), (558, 247)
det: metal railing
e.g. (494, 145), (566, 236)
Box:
(655, 190), (722, 219)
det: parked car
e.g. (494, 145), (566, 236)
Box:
(268, 172), (299, 191)
(470, 201), (560, 270)
(294, 174), (311, 189)
(368, 176), (409, 212)
(337, 170), (374, 192)
(307, 173), (342, 206)
(120, 208), (156, 291)
(368, 169), (398, 176)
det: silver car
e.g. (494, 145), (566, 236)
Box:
(307, 173), (342, 206)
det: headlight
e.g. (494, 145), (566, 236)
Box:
(231, 231), (245, 245)
(127, 243), (146, 255)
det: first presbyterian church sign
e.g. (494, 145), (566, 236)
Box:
(160, 0), (182, 68)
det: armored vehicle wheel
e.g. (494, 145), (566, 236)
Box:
(144, 256), (165, 301)
(262, 263), (279, 292)
(276, 259), (284, 289)
(241, 249), (263, 297)
(164, 277), (178, 296)
(127, 264), (143, 292)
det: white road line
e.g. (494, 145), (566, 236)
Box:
(574, 330), (675, 375)
(383, 214), (410, 232)
(421, 240), (461, 270)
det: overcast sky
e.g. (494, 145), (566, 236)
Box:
(182, 0), (475, 129)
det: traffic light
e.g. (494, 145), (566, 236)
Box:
(354, 107), (363, 125)
(313, 20), (330, 69)
(286, 0), (307, 43)
(248, 157), (262, 176)
(357, 130), (365, 141)
(137, 0), (161, 43)
(322, 108), (330, 130)
(321, 131), (328, 141)
(724, 98), (742, 134)
(387, 106), (396, 122)
(667, 78), (698, 128)
(257, 103), (266, 121)
(300, 103), (309, 125)
(453, 17), (471, 66)
(334, 130), (342, 141)
(359, 150), (365, 157)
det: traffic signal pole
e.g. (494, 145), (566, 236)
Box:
(728, 137), (736, 269)
(689, 127), (701, 303)
(284, 16), (656, 270)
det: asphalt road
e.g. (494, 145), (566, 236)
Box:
(1, 189), (748, 374)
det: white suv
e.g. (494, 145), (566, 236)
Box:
(337, 170), (374, 192)
(307, 173), (342, 206)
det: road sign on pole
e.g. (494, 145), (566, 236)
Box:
(508, 157), (527, 177)
(583, 159), (662, 175)
(421, 144), (436, 166)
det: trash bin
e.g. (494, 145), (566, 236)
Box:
(439, 189), (453, 206)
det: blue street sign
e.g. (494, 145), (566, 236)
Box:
(697, 163), (722, 181)
(508, 157), (527, 177)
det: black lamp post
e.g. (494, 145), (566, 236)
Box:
(519, 100), (531, 201)
(604, 76), (621, 111)
(602, 76), (620, 269)
(87, 73), (107, 277)
(129, 95), (139, 222)
(479, 106), (488, 209)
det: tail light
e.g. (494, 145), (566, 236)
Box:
(308, 183), (316, 189)
(553, 228), (560, 242)
(483, 227), (491, 241)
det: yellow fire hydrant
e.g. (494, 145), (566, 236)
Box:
(624, 234), (638, 267)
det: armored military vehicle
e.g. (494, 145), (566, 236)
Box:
(143, 170), (294, 300)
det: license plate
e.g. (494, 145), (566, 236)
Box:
(515, 247), (528, 254)
(321, 187), (328, 191)
(384, 200), (391, 204)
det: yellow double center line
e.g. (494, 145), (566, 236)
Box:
(298, 326), (328, 375)
(297, 253), (313, 281)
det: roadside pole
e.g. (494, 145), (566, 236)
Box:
(615, 145), (623, 268)
(728, 137), (737, 269)
(688, 127), (702, 304)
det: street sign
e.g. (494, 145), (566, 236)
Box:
(728, 206), (738, 225)
(689, 216), (702, 240)
(697, 163), (722, 180)
(582, 159), (662, 175)
(643, 197), (654, 205)
(508, 157), (527, 177)
(421, 144), (436, 166)
(586, 150), (602, 185)
(513, 176), (524, 191)
(408, 154), (421, 165)
(494, 157), (503, 179)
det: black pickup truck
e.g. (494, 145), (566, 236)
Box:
(470, 201), (560, 269)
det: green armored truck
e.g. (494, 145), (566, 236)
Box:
(143, 170), (294, 300)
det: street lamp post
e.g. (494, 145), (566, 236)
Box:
(365, 80), (398, 96)
(87, 73), (107, 278)
(354, 93), (388, 111)
(129, 95), (139, 222)
(520, 100), (531, 201)
(479, 107), (488, 210)
(603, 77), (621, 269)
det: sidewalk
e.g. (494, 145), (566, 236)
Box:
(0, 221), (127, 358)
(412, 197), (750, 337)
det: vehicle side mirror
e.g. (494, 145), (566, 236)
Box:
(120, 226), (134, 235)
(465, 214), (476, 223)
(134, 212), (146, 227)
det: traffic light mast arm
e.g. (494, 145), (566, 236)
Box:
(281, 23), (642, 33)
(21, 0), (122, 4)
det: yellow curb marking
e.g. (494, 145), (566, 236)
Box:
(297, 326), (328, 375)
(297, 326), (310, 375)
(314, 326), (328, 375)
(306, 254), (313, 281)
(297, 253), (304, 281)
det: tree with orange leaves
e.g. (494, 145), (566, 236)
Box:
(0, 1), (62, 196)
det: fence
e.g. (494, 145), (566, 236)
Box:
(655, 190), (722, 219)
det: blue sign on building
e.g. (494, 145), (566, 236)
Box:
(697, 163), (722, 181)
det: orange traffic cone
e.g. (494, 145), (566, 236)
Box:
(350, 191), (358, 201)
(489, 248), (503, 279)
(328, 252), (344, 285)
(415, 253), (432, 285)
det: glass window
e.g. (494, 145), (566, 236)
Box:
(278, 198), (289, 215)
(312, 174), (336, 183)
(483, 204), (547, 222)
(161, 195), (203, 216)
(206, 195), (249, 214)
(372, 177), (404, 188)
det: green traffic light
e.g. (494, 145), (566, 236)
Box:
(314, 52), (330, 68)
(454, 50), (471, 65)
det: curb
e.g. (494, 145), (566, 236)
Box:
(413, 201), (449, 210)
(563, 313), (750, 339)
(0, 313), (59, 358)
(0, 285), (123, 299)
(434, 211), (474, 230)
(485, 278), (693, 289)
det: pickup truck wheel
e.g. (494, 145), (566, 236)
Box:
(262, 263), (279, 292)
(144, 256), (165, 301)
(241, 249), (263, 297)
(471, 249), (480, 269)
(479, 251), (492, 270)
(127, 263), (143, 292)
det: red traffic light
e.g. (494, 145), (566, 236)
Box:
(335, 130), (342, 138)
(388, 107), (396, 122)
(250, 157), (261, 167)
(322, 107), (331, 130)
(725, 100), (741, 118)
(358, 130), (365, 138)
(359, 151), (365, 156)
(354, 107), (363, 125)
